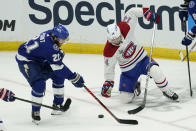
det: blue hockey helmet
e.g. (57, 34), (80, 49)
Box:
(52, 25), (69, 40)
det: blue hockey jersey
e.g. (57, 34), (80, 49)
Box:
(188, 0), (196, 34)
(16, 30), (74, 79)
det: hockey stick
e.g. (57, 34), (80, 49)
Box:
(14, 96), (71, 111)
(84, 85), (138, 125)
(179, 42), (196, 62)
(128, 23), (156, 114)
(184, 21), (193, 96)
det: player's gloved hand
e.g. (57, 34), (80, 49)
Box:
(69, 72), (84, 88)
(101, 81), (114, 98)
(182, 32), (195, 46)
(0, 88), (15, 102)
(179, 3), (188, 22)
(143, 8), (160, 24)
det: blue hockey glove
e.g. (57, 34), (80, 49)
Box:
(182, 32), (195, 46)
(0, 88), (15, 102)
(69, 73), (84, 88)
(179, 3), (188, 22)
(101, 81), (114, 98)
(144, 9), (160, 24)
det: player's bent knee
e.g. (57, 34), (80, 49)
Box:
(119, 91), (136, 104)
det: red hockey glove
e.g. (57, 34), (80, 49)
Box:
(0, 88), (15, 102)
(143, 8), (160, 24)
(101, 81), (114, 98)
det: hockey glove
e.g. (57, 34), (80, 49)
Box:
(101, 81), (114, 98)
(143, 8), (160, 24)
(69, 72), (84, 88)
(182, 32), (195, 46)
(0, 88), (15, 102)
(179, 3), (188, 22)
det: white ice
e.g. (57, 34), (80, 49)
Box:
(0, 52), (196, 131)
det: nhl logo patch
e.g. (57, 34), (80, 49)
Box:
(53, 44), (59, 51)
(189, 1), (195, 8)
(122, 83), (126, 87)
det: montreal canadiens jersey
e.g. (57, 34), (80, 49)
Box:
(0, 88), (4, 99)
(16, 30), (74, 79)
(188, 0), (196, 34)
(103, 8), (148, 81)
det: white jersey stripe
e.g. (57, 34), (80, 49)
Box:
(120, 49), (144, 69)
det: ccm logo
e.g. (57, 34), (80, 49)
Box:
(0, 20), (16, 31)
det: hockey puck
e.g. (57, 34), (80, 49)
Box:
(98, 114), (104, 118)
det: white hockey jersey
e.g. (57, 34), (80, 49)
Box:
(104, 8), (149, 81)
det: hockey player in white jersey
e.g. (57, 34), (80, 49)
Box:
(101, 7), (179, 103)
(0, 88), (15, 131)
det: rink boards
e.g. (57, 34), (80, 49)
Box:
(0, 0), (196, 61)
(1, 41), (196, 61)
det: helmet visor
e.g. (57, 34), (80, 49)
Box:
(58, 37), (69, 44)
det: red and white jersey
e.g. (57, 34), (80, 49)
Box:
(104, 8), (148, 81)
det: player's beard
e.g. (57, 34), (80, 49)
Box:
(54, 39), (62, 47)
(111, 36), (124, 46)
(112, 41), (122, 46)
(51, 35), (61, 47)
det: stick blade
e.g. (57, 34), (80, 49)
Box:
(61, 98), (72, 112)
(118, 119), (138, 125)
(128, 105), (145, 115)
(190, 89), (193, 97)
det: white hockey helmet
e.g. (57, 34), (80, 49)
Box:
(106, 23), (121, 45)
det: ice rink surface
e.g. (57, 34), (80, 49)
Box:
(0, 52), (196, 131)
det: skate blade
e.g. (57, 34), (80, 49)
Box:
(32, 120), (40, 125)
(173, 99), (180, 103)
(165, 97), (180, 103)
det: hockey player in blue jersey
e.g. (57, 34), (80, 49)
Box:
(15, 25), (85, 124)
(179, 0), (196, 46)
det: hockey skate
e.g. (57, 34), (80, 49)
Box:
(51, 98), (72, 115)
(51, 104), (65, 115)
(161, 87), (179, 101)
(32, 111), (41, 125)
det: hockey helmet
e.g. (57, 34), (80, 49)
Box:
(52, 24), (69, 43)
(106, 23), (122, 45)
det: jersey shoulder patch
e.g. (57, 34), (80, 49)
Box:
(104, 41), (120, 57)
